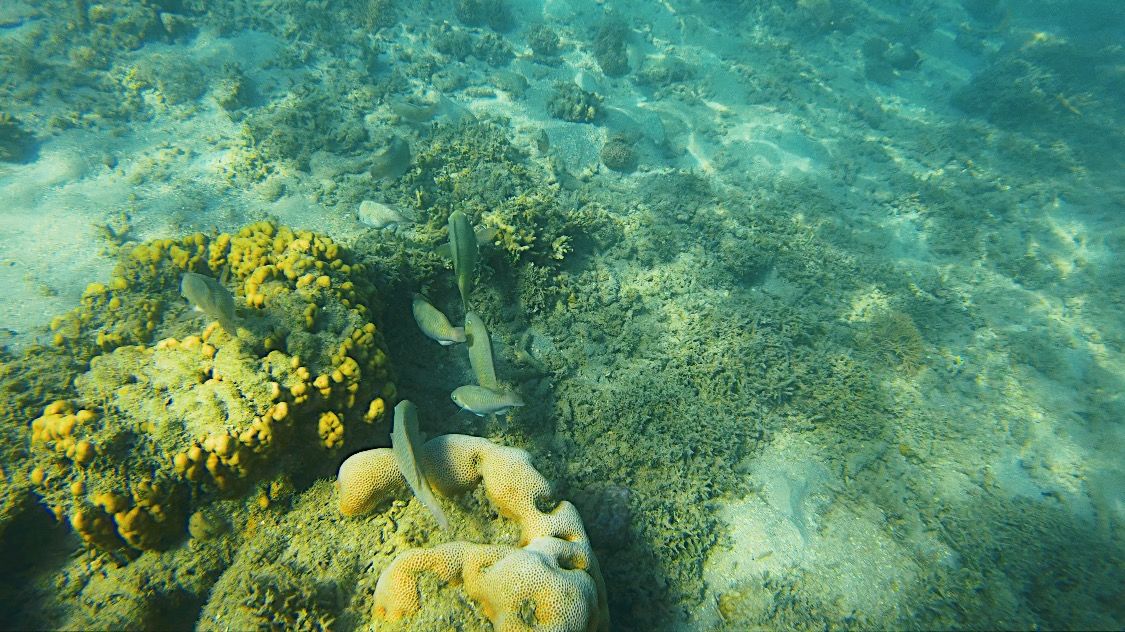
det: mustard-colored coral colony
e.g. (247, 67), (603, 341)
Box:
(28, 222), (393, 554)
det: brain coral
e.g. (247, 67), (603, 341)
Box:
(338, 433), (610, 631)
(24, 221), (396, 555)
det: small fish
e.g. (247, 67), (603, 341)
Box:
(181, 272), (239, 334)
(435, 211), (498, 310)
(446, 210), (476, 310)
(464, 311), (497, 389)
(451, 385), (525, 416)
(390, 400), (449, 530)
(357, 200), (411, 229)
(412, 294), (465, 345)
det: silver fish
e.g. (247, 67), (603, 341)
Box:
(390, 400), (449, 530)
(412, 294), (465, 345)
(451, 385), (525, 416)
(181, 272), (239, 334)
(464, 311), (497, 389)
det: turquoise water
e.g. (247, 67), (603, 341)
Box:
(0, 0), (1122, 630)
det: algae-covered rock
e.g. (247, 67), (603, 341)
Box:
(0, 112), (35, 163)
(526, 23), (562, 60)
(547, 82), (602, 123)
(601, 133), (639, 173)
(591, 18), (630, 77)
(455, 0), (512, 32)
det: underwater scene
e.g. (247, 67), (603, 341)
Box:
(0, 0), (1122, 630)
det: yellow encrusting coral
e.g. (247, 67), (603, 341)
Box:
(30, 401), (101, 467)
(23, 221), (397, 555)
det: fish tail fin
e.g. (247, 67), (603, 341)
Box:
(219, 316), (240, 336)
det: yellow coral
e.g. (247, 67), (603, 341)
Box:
(338, 434), (610, 631)
(24, 221), (395, 555)
(337, 448), (403, 516)
(363, 397), (386, 423)
(318, 411), (345, 449)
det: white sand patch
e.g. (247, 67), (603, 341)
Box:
(0, 29), (297, 344)
(0, 146), (114, 337)
(698, 430), (935, 628)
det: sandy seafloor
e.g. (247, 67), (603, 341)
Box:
(0, 0), (1123, 630)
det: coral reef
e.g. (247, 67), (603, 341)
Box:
(387, 118), (606, 270)
(951, 31), (1125, 172)
(591, 18), (629, 77)
(455, 0), (512, 33)
(861, 37), (921, 84)
(856, 310), (926, 374)
(431, 21), (514, 66)
(526, 24), (562, 60)
(339, 434), (610, 631)
(635, 55), (695, 88)
(360, 0), (397, 30)
(600, 133), (638, 173)
(235, 85), (371, 176)
(21, 221), (394, 555)
(547, 83), (602, 123)
(119, 51), (209, 110)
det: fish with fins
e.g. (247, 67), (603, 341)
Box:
(390, 400), (449, 530)
(180, 272), (240, 334)
(451, 384), (525, 416)
(464, 311), (498, 389)
(411, 294), (465, 345)
(435, 210), (497, 309)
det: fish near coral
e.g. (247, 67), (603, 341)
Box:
(390, 400), (449, 530)
(464, 311), (498, 389)
(411, 294), (465, 345)
(180, 272), (239, 334)
(451, 385), (525, 416)
(446, 210), (477, 310)
(435, 211), (498, 310)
